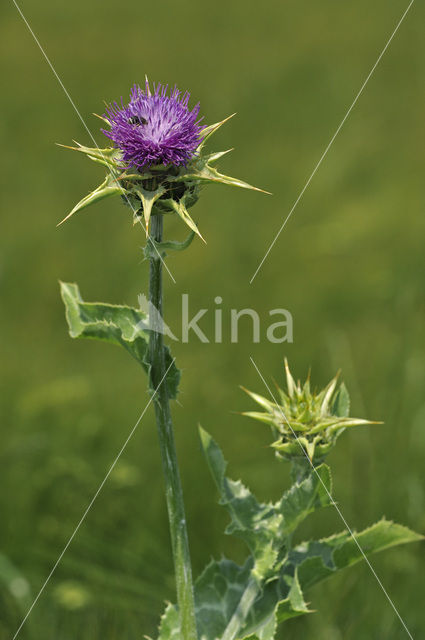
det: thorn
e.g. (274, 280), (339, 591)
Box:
(204, 112), (236, 135)
(253, 187), (272, 195)
(239, 385), (251, 396)
(93, 112), (110, 124)
(55, 142), (78, 150)
(271, 376), (281, 392)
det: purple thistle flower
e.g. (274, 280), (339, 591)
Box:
(102, 80), (204, 170)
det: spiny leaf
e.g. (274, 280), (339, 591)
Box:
(162, 195), (205, 242)
(239, 517), (422, 640)
(199, 428), (332, 578)
(134, 185), (166, 232)
(199, 427), (281, 578)
(158, 428), (421, 640)
(158, 603), (180, 640)
(198, 113), (236, 151)
(240, 388), (280, 414)
(205, 149), (234, 164)
(319, 375), (339, 416)
(284, 358), (296, 399)
(239, 411), (278, 427)
(292, 518), (423, 591)
(158, 558), (310, 640)
(309, 417), (378, 435)
(242, 569), (311, 640)
(278, 464), (332, 535)
(60, 282), (180, 399)
(332, 382), (350, 417)
(158, 558), (252, 640)
(57, 141), (122, 170)
(144, 231), (196, 260)
(57, 174), (127, 225)
(175, 160), (270, 194)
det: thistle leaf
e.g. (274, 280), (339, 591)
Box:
(134, 186), (166, 232)
(284, 358), (296, 398)
(57, 142), (122, 170)
(60, 282), (180, 399)
(68, 142), (118, 161)
(309, 417), (378, 435)
(162, 196), (205, 242)
(278, 464), (332, 535)
(205, 149), (234, 164)
(199, 428), (332, 577)
(332, 382), (350, 417)
(57, 175), (126, 225)
(176, 160), (270, 194)
(240, 411), (278, 426)
(292, 519), (423, 591)
(157, 430), (421, 640)
(199, 427), (281, 577)
(240, 387), (280, 413)
(158, 558), (309, 640)
(320, 375), (339, 416)
(198, 113), (236, 151)
(144, 231), (196, 259)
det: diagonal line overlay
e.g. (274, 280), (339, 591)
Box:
(250, 0), (414, 283)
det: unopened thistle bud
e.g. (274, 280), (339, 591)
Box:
(242, 359), (378, 465)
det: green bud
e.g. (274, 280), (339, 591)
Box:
(242, 359), (379, 466)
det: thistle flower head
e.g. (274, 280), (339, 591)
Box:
(59, 79), (268, 235)
(242, 359), (378, 464)
(102, 80), (203, 170)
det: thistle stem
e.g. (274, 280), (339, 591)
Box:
(148, 213), (198, 640)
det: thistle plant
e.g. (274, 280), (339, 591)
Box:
(59, 80), (421, 640)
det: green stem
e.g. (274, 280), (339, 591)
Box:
(148, 213), (198, 640)
(290, 457), (312, 484)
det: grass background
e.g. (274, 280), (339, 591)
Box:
(1, 0), (424, 638)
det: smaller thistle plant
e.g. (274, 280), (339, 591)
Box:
(242, 359), (377, 467)
(56, 79), (422, 640)
(157, 364), (421, 640)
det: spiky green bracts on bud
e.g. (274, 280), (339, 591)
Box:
(58, 85), (269, 241)
(242, 359), (379, 467)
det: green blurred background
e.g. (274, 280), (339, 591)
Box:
(1, 1), (424, 638)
